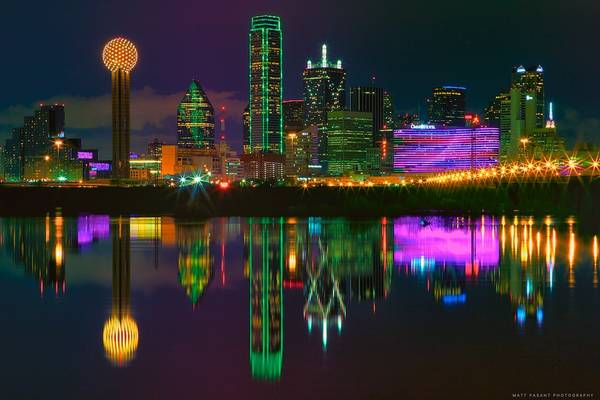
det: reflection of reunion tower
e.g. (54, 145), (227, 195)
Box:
(102, 37), (138, 179)
(102, 217), (139, 366)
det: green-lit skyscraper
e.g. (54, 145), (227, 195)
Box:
(326, 111), (373, 176)
(177, 80), (215, 149)
(249, 15), (283, 154)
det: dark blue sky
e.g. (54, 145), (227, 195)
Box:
(1, 0), (599, 157)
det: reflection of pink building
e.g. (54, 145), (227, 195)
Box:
(77, 215), (110, 245)
(393, 217), (499, 269)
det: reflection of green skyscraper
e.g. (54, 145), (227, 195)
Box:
(178, 223), (212, 306)
(177, 80), (215, 149)
(249, 218), (283, 380)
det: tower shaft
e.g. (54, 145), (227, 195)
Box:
(112, 70), (131, 180)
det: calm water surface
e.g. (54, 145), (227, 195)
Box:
(1, 215), (599, 399)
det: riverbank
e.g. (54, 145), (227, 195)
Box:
(1, 178), (599, 221)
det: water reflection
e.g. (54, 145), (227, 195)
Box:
(103, 218), (138, 366)
(0, 214), (598, 384)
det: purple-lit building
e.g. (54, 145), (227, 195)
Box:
(392, 125), (499, 174)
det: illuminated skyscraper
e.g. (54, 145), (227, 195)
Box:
(303, 44), (346, 172)
(326, 111), (373, 176)
(350, 86), (385, 145)
(511, 65), (545, 128)
(147, 138), (163, 159)
(303, 44), (346, 127)
(383, 90), (396, 129)
(284, 130), (312, 177)
(428, 86), (466, 127)
(484, 91), (509, 128)
(102, 37), (138, 180)
(177, 80), (215, 149)
(249, 15), (283, 154)
(2, 129), (22, 181)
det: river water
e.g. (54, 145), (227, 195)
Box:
(1, 215), (598, 399)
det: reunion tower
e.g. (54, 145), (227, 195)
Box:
(102, 37), (138, 180)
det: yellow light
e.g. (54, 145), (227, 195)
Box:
(44, 155), (50, 161)
(54, 243), (63, 266)
(103, 316), (139, 366)
(102, 37), (138, 73)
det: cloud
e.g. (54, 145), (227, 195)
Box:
(0, 86), (246, 133)
(559, 107), (600, 147)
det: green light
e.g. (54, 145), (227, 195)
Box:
(57, 176), (67, 182)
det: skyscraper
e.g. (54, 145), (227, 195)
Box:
(383, 90), (396, 129)
(177, 80), (215, 149)
(249, 15), (283, 154)
(242, 105), (250, 154)
(511, 65), (544, 128)
(303, 44), (346, 127)
(102, 37), (138, 180)
(22, 104), (65, 180)
(484, 91), (509, 128)
(2, 129), (22, 181)
(284, 131), (312, 177)
(147, 138), (163, 159)
(303, 44), (346, 173)
(283, 100), (304, 132)
(326, 111), (373, 176)
(498, 65), (546, 161)
(428, 86), (466, 127)
(350, 86), (385, 145)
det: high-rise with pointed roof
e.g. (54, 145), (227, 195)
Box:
(177, 80), (215, 149)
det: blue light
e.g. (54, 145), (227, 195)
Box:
(516, 306), (526, 325)
(442, 85), (466, 90)
(526, 280), (532, 297)
(442, 294), (466, 305)
(516, 65), (526, 73)
(536, 308), (544, 326)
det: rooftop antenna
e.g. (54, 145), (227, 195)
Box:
(219, 105), (226, 142)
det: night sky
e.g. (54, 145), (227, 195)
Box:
(1, 0), (599, 158)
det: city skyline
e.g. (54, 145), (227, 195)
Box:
(1, 0), (599, 158)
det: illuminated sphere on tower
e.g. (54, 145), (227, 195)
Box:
(102, 37), (138, 73)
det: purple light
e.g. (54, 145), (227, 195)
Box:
(89, 162), (110, 171)
(77, 151), (94, 160)
(393, 127), (499, 174)
(392, 216), (499, 269)
(77, 215), (110, 245)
